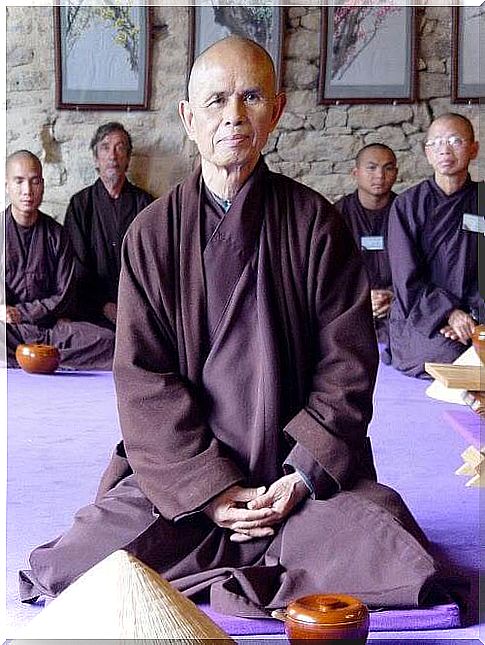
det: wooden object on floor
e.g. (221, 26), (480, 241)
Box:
(15, 343), (60, 374)
(424, 363), (484, 390)
(15, 550), (234, 642)
(462, 391), (485, 417)
(455, 445), (485, 488)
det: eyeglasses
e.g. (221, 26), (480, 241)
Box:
(424, 135), (469, 150)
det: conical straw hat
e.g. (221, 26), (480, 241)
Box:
(15, 550), (234, 642)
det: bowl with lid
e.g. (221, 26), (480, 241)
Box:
(272, 593), (369, 642)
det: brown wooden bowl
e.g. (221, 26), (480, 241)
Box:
(272, 593), (369, 643)
(15, 343), (60, 374)
(472, 324), (485, 365)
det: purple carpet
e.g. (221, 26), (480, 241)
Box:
(5, 362), (483, 641)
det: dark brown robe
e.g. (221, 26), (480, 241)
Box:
(387, 177), (484, 378)
(20, 162), (443, 613)
(64, 177), (153, 324)
(335, 190), (395, 344)
(4, 206), (114, 370)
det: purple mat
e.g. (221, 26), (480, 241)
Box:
(6, 363), (481, 640)
(443, 409), (482, 449)
(200, 602), (461, 634)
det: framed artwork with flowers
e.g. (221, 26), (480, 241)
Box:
(187, 6), (284, 92)
(318, 7), (418, 105)
(54, 6), (152, 110)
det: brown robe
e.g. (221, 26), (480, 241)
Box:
(20, 162), (443, 613)
(4, 206), (114, 370)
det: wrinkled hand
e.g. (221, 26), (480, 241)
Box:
(102, 301), (117, 325)
(5, 305), (21, 324)
(440, 309), (475, 345)
(229, 473), (309, 543)
(204, 485), (276, 542)
(371, 289), (393, 319)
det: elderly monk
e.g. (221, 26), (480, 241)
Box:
(20, 38), (444, 614)
(335, 144), (398, 344)
(64, 122), (153, 328)
(3, 151), (114, 370)
(387, 113), (484, 378)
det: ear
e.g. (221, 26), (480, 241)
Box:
(469, 140), (480, 161)
(351, 166), (359, 179)
(268, 92), (287, 132)
(179, 100), (196, 141)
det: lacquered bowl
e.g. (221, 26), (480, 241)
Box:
(472, 324), (485, 365)
(272, 593), (369, 643)
(15, 343), (60, 374)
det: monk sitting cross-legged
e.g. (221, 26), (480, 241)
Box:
(3, 150), (114, 371)
(20, 38), (451, 614)
(385, 113), (483, 378)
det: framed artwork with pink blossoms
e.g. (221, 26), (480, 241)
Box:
(318, 7), (418, 105)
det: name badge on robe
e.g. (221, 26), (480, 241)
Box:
(361, 236), (384, 251)
(462, 213), (485, 234)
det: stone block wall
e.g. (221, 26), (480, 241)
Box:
(6, 5), (480, 222)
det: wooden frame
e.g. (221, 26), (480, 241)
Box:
(451, 7), (484, 104)
(318, 7), (418, 105)
(54, 6), (152, 110)
(187, 6), (284, 93)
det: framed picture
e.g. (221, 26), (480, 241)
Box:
(187, 6), (284, 92)
(318, 7), (418, 105)
(54, 6), (152, 110)
(451, 6), (484, 104)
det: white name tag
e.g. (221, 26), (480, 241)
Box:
(462, 213), (485, 234)
(361, 236), (384, 251)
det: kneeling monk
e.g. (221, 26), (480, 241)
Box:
(20, 37), (445, 615)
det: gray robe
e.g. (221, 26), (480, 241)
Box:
(20, 162), (443, 613)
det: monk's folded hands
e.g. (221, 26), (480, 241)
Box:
(205, 484), (276, 542)
(446, 308), (476, 344)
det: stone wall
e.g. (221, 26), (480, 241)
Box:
(6, 5), (480, 222)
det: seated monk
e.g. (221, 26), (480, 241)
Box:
(64, 122), (153, 329)
(3, 150), (114, 370)
(386, 113), (484, 378)
(20, 38), (450, 614)
(335, 143), (398, 344)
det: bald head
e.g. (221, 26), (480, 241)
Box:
(427, 113), (475, 142)
(188, 36), (277, 102)
(6, 150), (42, 177)
(6, 149), (44, 224)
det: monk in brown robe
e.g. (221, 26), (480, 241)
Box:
(335, 144), (398, 344)
(3, 150), (114, 370)
(20, 38), (446, 614)
(64, 122), (153, 328)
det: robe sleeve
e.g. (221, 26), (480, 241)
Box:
(14, 228), (75, 324)
(282, 209), (378, 494)
(388, 195), (461, 331)
(113, 219), (244, 521)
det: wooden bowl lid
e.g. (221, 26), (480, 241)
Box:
(286, 594), (368, 625)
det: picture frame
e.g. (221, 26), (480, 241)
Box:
(318, 7), (418, 105)
(451, 6), (484, 104)
(187, 6), (284, 92)
(54, 6), (152, 110)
